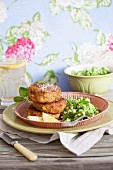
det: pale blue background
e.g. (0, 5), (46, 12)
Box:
(1, 0), (113, 91)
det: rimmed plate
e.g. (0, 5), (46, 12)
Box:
(2, 100), (113, 134)
(14, 92), (108, 128)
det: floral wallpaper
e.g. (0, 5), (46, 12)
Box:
(0, 0), (113, 91)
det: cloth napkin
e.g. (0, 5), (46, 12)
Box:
(0, 90), (113, 156)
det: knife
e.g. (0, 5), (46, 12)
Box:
(0, 132), (38, 161)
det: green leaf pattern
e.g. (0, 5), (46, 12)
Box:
(63, 43), (80, 66)
(32, 12), (40, 21)
(42, 70), (58, 84)
(70, 8), (92, 30)
(49, 0), (111, 30)
(44, 31), (50, 38)
(37, 53), (59, 66)
(63, 58), (77, 66)
(96, 0), (111, 7)
(94, 29), (106, 46)
(7, 37), (17, 46)
(83, 1), (96, 9)
(5, 26), (19, 38)
(49, 0), (60, 15)
(22, 31), (30, 38)
(71, 42), (78, 52)
(5, 26), (19, 46)
(0, 42), (4, 56)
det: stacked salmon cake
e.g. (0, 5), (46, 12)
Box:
(27, 83), (66, 120)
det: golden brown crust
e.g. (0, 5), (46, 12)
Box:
(28, 83), (62, 103)
(27, 105), (61, 119)
(32, 98), (66, 114)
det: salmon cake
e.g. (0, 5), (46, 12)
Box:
(28, 83), (62, 103)
(27, 105), (61, 119)
(32, 98), (66, 114)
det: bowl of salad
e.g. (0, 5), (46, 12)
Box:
(64, 64), (113, 94)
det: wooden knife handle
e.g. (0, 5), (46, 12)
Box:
(14, 143), (38, 161)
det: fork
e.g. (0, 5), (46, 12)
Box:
(62, 115), (88, 127)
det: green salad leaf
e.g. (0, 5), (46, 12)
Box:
(13, 87), (29, 103)
(61, 97), (99, 122)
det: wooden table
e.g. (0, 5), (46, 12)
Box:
(0, 91), (113, 170)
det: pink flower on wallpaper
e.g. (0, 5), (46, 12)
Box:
(5, 38), (35, 62)
(107, 35), (113, 51)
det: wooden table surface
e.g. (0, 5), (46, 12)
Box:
(0, 91), (113, 170)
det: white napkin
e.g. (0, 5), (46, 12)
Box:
(0, 114), (113, 156)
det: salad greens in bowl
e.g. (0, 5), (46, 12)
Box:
(64, 64), (113, 94)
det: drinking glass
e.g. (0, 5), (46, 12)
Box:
(0, 58), (26, 101)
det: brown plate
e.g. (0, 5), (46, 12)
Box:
(3, 100), (113, 134)
(14, 92), (109, 128)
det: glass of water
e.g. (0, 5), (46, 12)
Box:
(0, 58), (26, 102)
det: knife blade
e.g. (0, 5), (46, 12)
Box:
(0, 132), (37, 161)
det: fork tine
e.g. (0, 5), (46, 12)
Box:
(62, 115), (87, 127)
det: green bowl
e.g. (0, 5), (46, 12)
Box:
(64, 65), (113, 94)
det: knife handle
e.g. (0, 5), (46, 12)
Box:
(13, 142), (38, 161)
